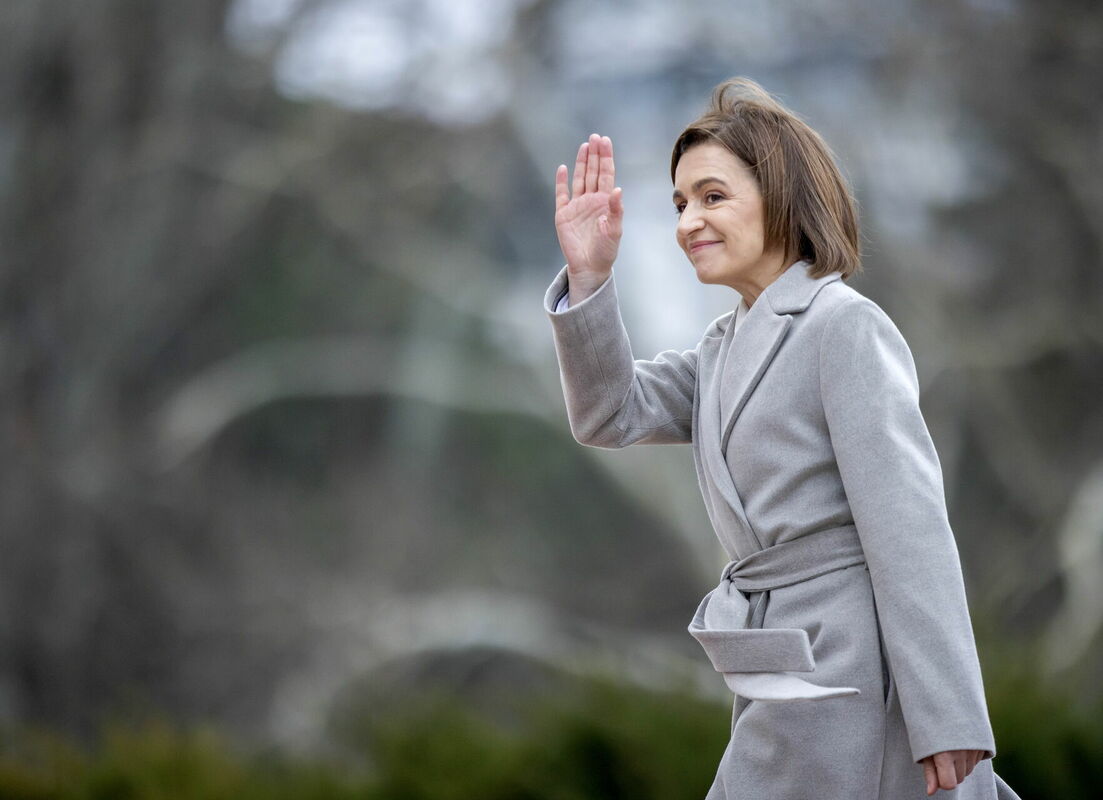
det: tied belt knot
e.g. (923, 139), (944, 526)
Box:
(689, 524), (866, 679)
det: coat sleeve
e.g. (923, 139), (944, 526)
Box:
(818, 297), (997, 764)
(543, 265), (710, 448)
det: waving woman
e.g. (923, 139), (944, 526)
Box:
(544, 78), (1019, 799)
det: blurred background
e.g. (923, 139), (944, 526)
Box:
(1, 0), (1101, 797)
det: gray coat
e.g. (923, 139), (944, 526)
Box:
(544, 260), (1019, 799)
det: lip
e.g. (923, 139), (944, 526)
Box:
(689, 240), (721, 254)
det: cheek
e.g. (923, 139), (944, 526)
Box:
(719, 208), (755, 239)
(732, 207), (766, 242)
(748, 204), (768, 235)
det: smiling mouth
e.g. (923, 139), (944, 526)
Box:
(689, 241), (721, 253)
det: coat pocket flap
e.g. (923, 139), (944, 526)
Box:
(687, 582), (815, 673)
(689, 626), (815, 673)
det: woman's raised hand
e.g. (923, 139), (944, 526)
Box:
(554, 133), (624, 302)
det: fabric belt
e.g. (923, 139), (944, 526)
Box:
(689, 524), (866, 675)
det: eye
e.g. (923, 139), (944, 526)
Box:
(705, 191), (724, 204)
(673, 202), (686, 216)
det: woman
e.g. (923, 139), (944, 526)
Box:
(544, 79), (1019, 799)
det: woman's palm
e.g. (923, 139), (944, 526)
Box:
(554, 134), (623, 281)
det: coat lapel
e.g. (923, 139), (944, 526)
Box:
(719, 310), (792, 454)
(696, 316), (759, 558)
(718, 260), (843, 455)
(695, 261), (844, 558)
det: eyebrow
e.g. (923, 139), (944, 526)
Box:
(672, 177), (730, 201)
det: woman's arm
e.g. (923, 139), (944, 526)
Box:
(818, 298), (997, 770)
(544, 264), (705, 448)
(546, 133), (705, 448)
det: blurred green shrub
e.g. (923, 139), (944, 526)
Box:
(0, 669), (1098, 799)
(0, 720), (358, 800)
(985, 663), (1103, 798)
(357, 679), (728, 800)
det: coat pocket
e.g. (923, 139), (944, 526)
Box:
(688, 582), (861, 702)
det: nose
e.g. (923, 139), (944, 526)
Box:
(676, 202), (705, 242)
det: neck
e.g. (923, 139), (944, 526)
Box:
(733, 250), (789, 307)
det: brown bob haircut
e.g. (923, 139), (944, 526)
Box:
(671, 78), (861, 279)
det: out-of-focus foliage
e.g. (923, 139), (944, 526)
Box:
(0, 666), (1101, 799)
(985, 666), (1103, 798)
(0, 674), (729, 800)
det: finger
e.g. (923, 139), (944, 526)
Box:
(555, 164), (569, 212)
(969, 749), (985, 775)
(597, 135), (616, 194)
(922, 758), (937, 796)
(585, 133), (600, 193)
(609, 186), (624, 219)
(572, 141), (588, 199)
(964, 750), (980, 777)
(935, 752), (958, 790)
(954, 752), (966, 783)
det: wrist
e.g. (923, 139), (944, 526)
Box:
(565, 267), (610, 297)
(566, 269), (610, 306)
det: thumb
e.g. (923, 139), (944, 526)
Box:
(609, 186), (624, 219)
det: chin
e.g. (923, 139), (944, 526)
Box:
(692, 266), (724, 286)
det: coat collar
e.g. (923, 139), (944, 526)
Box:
(760, 259), (843, 315)
(720, 261), (842, 444)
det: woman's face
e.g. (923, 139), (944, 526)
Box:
(673, 142), (781, 294)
